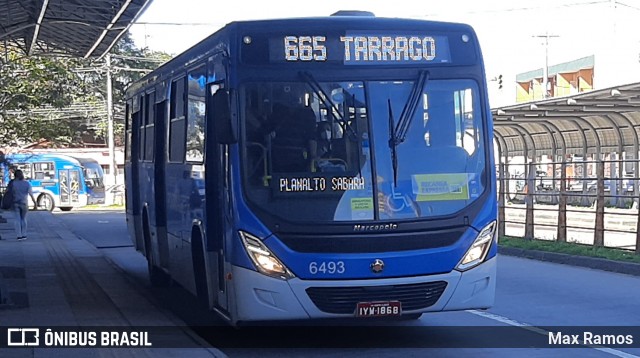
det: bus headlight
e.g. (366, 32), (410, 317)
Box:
(456, 221), (496, 271)
(239, 231), (295, 280)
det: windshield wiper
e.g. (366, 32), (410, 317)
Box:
(299, 71), (357, 141)
(388, 99), (399, 187)
(388, 71), (429, 187)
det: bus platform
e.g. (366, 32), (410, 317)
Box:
(0, 210), (226, 357)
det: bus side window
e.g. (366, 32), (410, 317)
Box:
(15, 163), (33, 180)
(34, 162), (54, 180)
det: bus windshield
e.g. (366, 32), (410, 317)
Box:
(242, 78), (487, 223)
(82, 162), (105, 189)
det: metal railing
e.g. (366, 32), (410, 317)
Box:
(498, 158), (640, 254)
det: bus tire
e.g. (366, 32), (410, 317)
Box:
(37, 193), (55, 212)
(143, 212), (170, 287)
(191, 229), (209, 309)
(59, 207), (73, 212)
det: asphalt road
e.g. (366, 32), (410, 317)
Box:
(55, 210), (640, 357)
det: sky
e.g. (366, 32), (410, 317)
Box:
(128, 0), (640, 106)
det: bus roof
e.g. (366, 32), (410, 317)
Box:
(6, 152), (83, 166)
(73, 157), (100, 165)
(126, 14), (478, 95)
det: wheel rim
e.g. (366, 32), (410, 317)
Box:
(39, 195), (53, 211)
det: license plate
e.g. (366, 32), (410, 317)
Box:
(355, 301), (402, 317)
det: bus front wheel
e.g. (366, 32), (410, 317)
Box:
(59, 207), (73, 212)
(37, 193), (55, 211)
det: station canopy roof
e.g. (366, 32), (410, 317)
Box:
(0, 0), (152, 59)
(492, 82), (640, 158)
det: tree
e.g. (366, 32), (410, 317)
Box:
(0, 34), (172, 149)
(0, 51), (93, 147)
(89, 34), (172, 146)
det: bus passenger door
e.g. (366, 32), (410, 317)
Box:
(154, 99), (170, 270)
(205, 80), (230, 313)
(58, 169), (81, 206)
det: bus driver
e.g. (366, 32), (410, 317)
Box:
(267, 90), (317, 173)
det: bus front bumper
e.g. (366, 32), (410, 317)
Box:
(231, 256), (496, 322)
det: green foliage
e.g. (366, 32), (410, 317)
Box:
(110, 35), (172, 103)
(93, 120), (125, 146)
(0, 53), (90, 147)
(0, 33), (172, 148)
(499, 236), (640, 263)
(0, 115), (79, 147)
(0, 53), (85, 111)
(0, 51), (96, 147)
(91, 34), (172, 145)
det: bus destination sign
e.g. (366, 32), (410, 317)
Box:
(282, 32), (451, 65)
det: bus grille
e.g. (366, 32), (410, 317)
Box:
(277, 228), (464, 253)
(305, 281), (448, 314)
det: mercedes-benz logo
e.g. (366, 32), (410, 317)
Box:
(370, 259), (384, 273)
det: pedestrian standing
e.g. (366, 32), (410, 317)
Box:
(10, 169), (37, 240)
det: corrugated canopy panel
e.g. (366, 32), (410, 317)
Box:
(0, 0), (153, 58)
(493, 82), (640, 158)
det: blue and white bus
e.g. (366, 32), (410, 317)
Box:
(125, 11), (497, 324)
(2, 153), (105, 211)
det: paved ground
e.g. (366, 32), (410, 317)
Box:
(0, 209), (225, 357)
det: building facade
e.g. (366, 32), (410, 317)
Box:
(515, 56), (594, 102)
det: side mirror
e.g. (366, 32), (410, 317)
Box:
(211, 88), (237, 144)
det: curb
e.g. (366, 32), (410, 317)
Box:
(498, 246), (640, 276)
(73, 206), (125, 211)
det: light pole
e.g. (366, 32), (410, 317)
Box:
(105, 54), (117, 200)
(534, 32), (558, 99)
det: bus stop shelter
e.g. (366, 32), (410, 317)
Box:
(0, 0), (152, 58)
(492, 82), (640, 163)
(492, 81), (640, 253)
